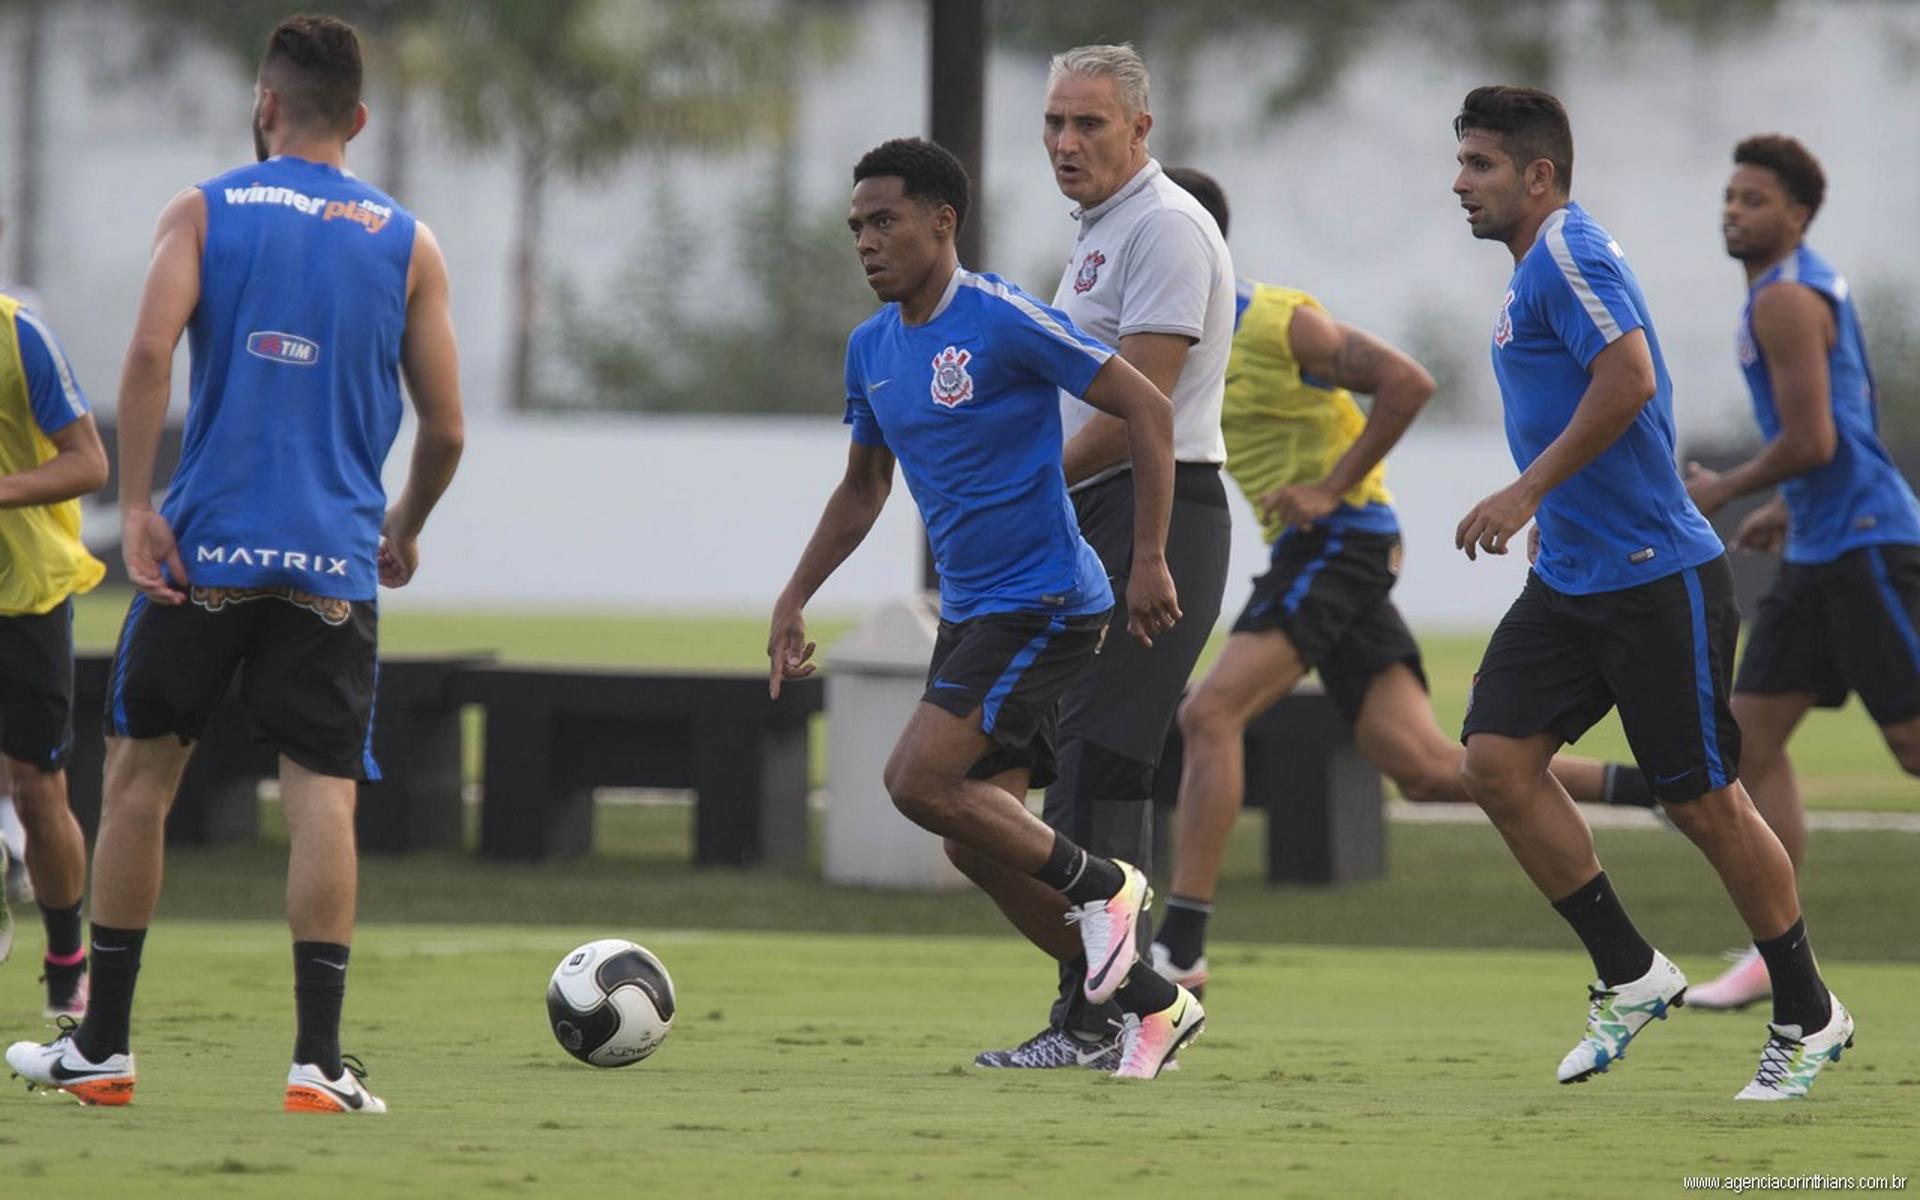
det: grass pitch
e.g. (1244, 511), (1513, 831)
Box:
(0, 923), (1915, 1199)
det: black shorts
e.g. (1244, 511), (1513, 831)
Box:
(922, 609), (1109, 789)
(1734, 544), (1920, 725)
(107, 587), (381, 781)
(0, 599), (76, 772)
(1231, 528), (1427, 723)
(1462, 557), (1742, 802)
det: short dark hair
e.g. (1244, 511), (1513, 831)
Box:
(1454, 85), (1574, 193)
(1164, 167), (1229, 239)
(852, 138), (970, 233)
(1734, 134), (1826, 222)
(261, 13), (363, 133)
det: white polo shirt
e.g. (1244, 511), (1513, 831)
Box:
(1053, 158), (1234, 490)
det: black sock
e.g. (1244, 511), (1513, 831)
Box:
(1030, 832), (1124, 905)
(41, 899), (84, 960)
(75, 924), (146, 1060)
(1550, 872), (1656, 987)
(1602, 764), (1657, 808)
(293, 941), (350, 1076)
(1753, 918), (1831, 1033)
(1154, 896), (1212, 968)
(1111, 960), (1179, 1016)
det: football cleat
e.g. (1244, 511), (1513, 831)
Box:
(5, 1021), (135, 1106)
(1735, 996), (1854, 1101)
(1686, 947), (1771, 1012)
(1557, 951), (1688, 1084)
(285, 1055), (387, 1114)
(42, 966), (88, 1023)
(1112, 985), (1205, 1080)
(1148, 941), (1208, 1000)
(1, 840), (30, 908)
(972, 1026), (1120, 1070)
(1065, 859), (1151, 1004)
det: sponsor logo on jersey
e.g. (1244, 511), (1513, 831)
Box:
(194, 544), (351, 578)
(221, 184), (395, 234)
(247, 331), (320, 366)
(1073, 249), (1105, 295)
(930, 345), (975, 408)
(1493, 288), (1516, 349)
(1736, 320), (1758, 368)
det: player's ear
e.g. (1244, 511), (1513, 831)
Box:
(1133, 109), (1154, 148)
(1526, 157), (1556, 197)
(345, 102), (368, 144)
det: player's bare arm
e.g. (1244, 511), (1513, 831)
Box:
(1262, 305), (1437, 530)
(115, 186), (206, 604)
(1457, 329), (1656, 560)
(1079, 354), (1180, 645)
(1060, 330), (1190, 486)
(0, 413), (107, 508)
(768, 441), (896, 698)
(382, 221), (466, 589)
(1685, 282), (1837, 517)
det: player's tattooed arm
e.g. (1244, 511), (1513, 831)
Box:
(769, 442), (896, 697)
(1686, 282), (1837, 518)
(1260, 305), (1435, 530)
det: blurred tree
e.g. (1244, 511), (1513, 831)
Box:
(428, 0), (794, 411)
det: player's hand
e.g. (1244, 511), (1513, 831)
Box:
(1733, 500), (1789, 556)
(378, 512), (420, 588)
(1527, 522), (1540, 565)
(122, 506), (187, 604)
(767, 605), (816, 699)
(1259, 482), (1341, 531)
(1685, 461), (1730, 517)
(1125, 555), (1182, 648)
(1455, 480), (1538, 561)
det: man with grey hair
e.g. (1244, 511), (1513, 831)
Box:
(956, 42), (1237, 1070)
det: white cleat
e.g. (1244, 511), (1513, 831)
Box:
(1, 840), (31, 909)
(285, 1056), (387, 1114)
(1686, 947), (1771, 1012)
(1065, 860), (1151, 1004)
(1112, 985), (1205, 1080)
(6, 1026), (136, 1106)
(1557, 951), (1689, 1084)
(1148, 941), (1209, 999)
(1735, 996), (1854, 1101)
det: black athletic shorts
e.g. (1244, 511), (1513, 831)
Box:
(107, 587), (381, 781)
(922, 609), (1109, 789)
(1230, 527), (1427, 723)
(1462, 556), (1741, 802)
(0, 598), (77, 772)
(1734, 544), (1920, 725)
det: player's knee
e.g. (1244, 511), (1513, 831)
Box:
(4, 761), (65, 817)
(1177, 690), (1237, 744)
(1457, 751), (1528, 811)
(883, 759), (949, 827)
(1395, 761), (1462, 806)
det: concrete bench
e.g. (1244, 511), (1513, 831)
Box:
(1152, 682), (1385, 884)
(453, 666), (824, 866)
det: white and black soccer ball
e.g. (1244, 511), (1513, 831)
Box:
(546, 939), (676, 1068)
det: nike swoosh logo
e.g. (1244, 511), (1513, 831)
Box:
(314, 960), (347, 971)
(48, 1058), (125, 1083)
(1087, 932), (1130, 992)
(1075, 1044), (1112, 1066)
(1655, 770), (1691, 785)
(867, 378), (893, 392)
(301, 1076), (365, 1110)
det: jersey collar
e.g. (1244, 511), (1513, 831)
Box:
(919, 266), (968, 325)
(1073, 158), (1163, 227)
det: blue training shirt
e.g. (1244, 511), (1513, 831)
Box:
(12, 308), (91, 435)
(1739, 245), (1920, 563)
(1490, 203), (1722, 594)
(166, 156), (416, 600)
(844, 268), (1116, 622)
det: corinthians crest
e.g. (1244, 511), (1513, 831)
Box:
(1073, 249), (1105, 295)
(930, 345), (975, 408)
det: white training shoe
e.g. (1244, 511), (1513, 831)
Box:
(285, 1056), (387, 1114)
(1064, 860), (1151, 1004)
(1686, 947), (1771, 1012)
(1148, 941), (1209, 998)
(5, 1025), (136, 1106)
(1735, 995), (1854, 1101)
(1557, 951), (1689, 1084)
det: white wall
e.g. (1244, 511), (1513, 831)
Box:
(383, 415), (1538, 628)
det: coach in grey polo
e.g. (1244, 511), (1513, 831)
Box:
(971, 44), (1235, 1067)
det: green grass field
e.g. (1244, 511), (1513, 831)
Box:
(21, 591), (1914, 1196)
(1, 923), (1915, 1198)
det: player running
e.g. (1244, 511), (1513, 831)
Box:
(1144, 167), (1655, 997)
(6, 14), (464, 1111)
(0, 268), (110, 1022)
(1681, 134), (1920, 1011)
(768, 137), (1200, 1080)
(1450, 86), (1851, 1101)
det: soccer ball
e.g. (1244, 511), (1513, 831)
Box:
(546, 938), (676, 1068)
